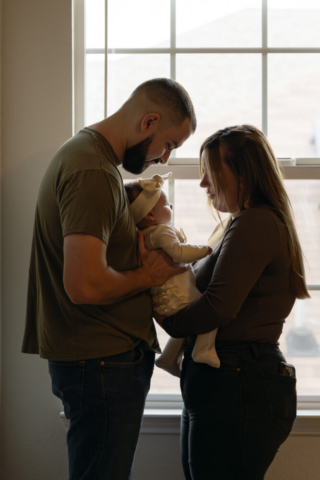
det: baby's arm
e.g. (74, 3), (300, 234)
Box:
(150, 226), (210, 263)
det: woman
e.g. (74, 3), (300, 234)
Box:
(156, 125), (309, 480)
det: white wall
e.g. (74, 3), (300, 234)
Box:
(0, 1), (319, 480)
(1, 1), (72, 478)
(0, 0), (2, 425)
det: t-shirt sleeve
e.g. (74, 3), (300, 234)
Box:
(162, 208), (280, 337)
(58, 170), (119, 245)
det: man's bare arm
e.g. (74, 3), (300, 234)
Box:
(63, 231), (186, 305)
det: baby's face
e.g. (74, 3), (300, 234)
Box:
(152, 190), (173, 225)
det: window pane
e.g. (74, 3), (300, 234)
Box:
(151, 324), (180, 394)
(268, 0), (320, 47)
(85, 54), (105, 126)
(176, 54), (261, 158)
(280, 292), (320, 395)
(83, 0), (320, 398)
(176, 0), (261, 48)
(107, 54), (170, 116)
(150, 180), (229, 394)
(173, 180), (229, 244)
(85, 0), (105, 49)
(284, 180), (320, 285)
(123, 179), (173, 394)
(108, 0), (170, 48)
(149, 180), (320, 395)
(268, 54), (320, 158)
(152, 293), (320, 395)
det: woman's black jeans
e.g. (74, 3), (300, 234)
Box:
(180, 342), (297, 480)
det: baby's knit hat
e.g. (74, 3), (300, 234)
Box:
(130, 172), (172, 224)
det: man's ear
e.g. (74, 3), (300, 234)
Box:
(141, 113), (160, 134)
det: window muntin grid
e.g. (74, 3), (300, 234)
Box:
(83, 0), (320, 156)
(76, 0), (320, 404)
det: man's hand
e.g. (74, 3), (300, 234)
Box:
(137, 231), (187, 287)
(63, 232), (187, 306)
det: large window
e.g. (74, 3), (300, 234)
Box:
(74, 0), (320, 404)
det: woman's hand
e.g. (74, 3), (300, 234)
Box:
(153, 311), (166, 327)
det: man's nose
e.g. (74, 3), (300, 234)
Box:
(159, 150), (171, 164)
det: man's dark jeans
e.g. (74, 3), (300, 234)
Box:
(48, 345), (155, 480)
(181, 342), (297, 480)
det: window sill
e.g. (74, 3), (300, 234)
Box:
(141, 409), (320, 436)
(60, 410), (320, 436)
(119, 163), (320, 180)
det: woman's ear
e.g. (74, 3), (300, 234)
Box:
(141, 113), (160, 134)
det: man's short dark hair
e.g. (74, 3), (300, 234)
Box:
(132, 78), (197, 132)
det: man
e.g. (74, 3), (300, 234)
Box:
(22, 78), (196, 480)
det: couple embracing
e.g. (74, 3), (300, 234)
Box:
(22, 78), (307, 480)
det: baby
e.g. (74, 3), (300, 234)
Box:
(125, 172), (220, 377)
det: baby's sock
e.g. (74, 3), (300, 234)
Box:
(155, 337), (185, 378)
(192, 330), (220, 368)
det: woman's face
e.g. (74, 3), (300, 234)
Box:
(200, 146), (240, 217)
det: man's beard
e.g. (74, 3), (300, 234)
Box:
(122, 134), (160, 174)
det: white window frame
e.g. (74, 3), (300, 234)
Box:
(73, 0), (320, 411)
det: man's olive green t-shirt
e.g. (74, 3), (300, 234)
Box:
(22, 128), (159, 360)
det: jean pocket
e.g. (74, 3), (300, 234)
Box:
(260, 370), (297, 434)
(48, 360), (85, 419)
(99, 345), (144, 368)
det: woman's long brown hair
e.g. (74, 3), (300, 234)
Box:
(200, 124), (309, 299)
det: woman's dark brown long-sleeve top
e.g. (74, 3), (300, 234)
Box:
(162, 206), (296, 344)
